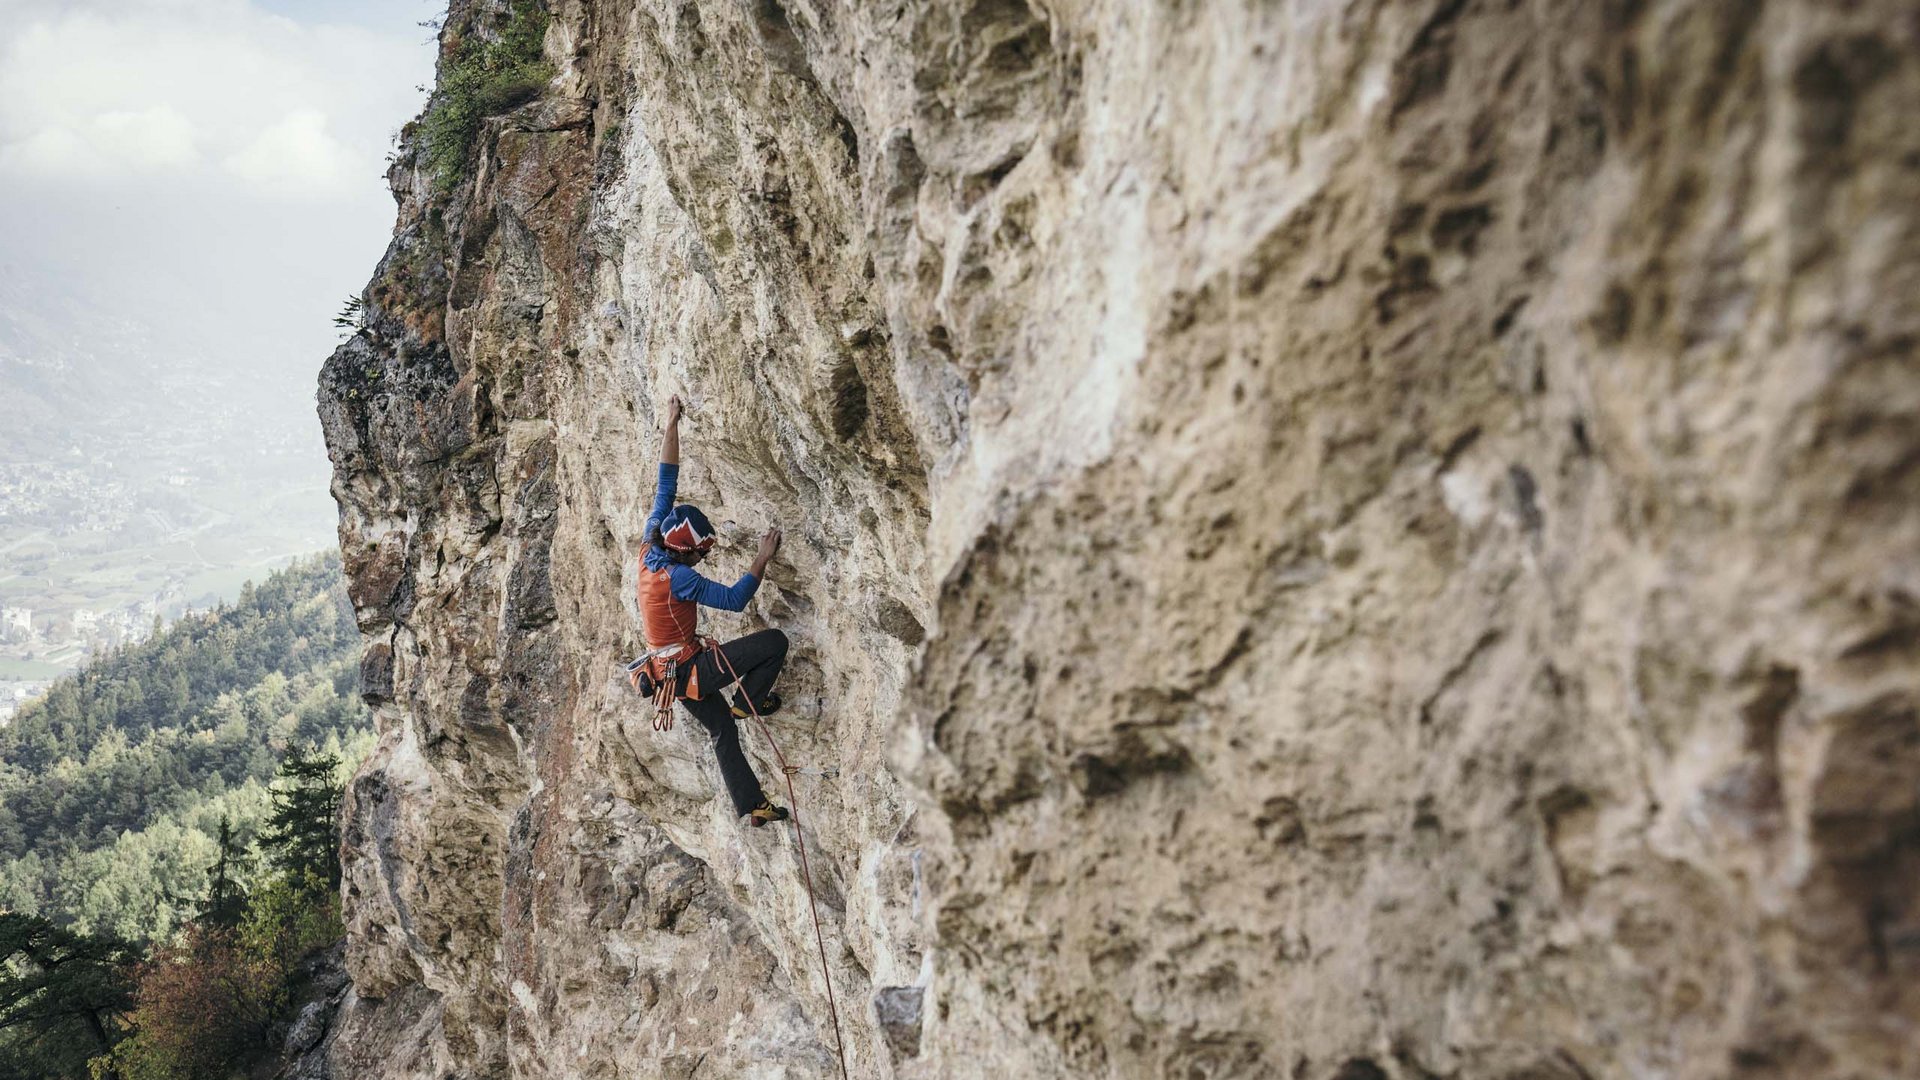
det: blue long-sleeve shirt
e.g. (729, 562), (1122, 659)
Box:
(642, 462), (760, 611)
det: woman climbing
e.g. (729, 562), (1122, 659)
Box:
(633, 393), (792, 827)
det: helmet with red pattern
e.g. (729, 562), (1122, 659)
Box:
(660, 505), (716, 553)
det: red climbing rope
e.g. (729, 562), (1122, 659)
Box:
(710, 638), (851, 1080)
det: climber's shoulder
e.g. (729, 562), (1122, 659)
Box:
(666, 562), (708, 598)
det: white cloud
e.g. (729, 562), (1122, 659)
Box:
(223, 109), (354, 197)
(4, 105), (201, 177)
(0, 2), (429, 202)
(0, 126), (94, 175)
(94, 108), (201, 170)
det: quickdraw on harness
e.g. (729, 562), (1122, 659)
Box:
(625, 645), (698, 731)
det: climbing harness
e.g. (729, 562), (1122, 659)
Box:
(711, 643), (850, 1080)
(625, 643), (703, 731)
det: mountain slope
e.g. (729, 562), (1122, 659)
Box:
(0, 266), (337, 663)
(0, 553), (371, 943)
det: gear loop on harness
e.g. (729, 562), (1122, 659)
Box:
(627, 647), (693, 731)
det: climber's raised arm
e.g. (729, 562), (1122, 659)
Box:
(644, 396), (683, 545)
(661, 394), (681, 467)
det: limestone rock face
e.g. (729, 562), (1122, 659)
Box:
(317, 1), (1920, 1077)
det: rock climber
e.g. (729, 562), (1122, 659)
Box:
(632, 393), (792, 827)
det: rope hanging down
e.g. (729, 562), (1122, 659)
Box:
(711, 640), (851, 1080)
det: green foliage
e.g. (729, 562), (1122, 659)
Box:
(0, 913), (136, 1080)
(94, 926), (277, 1080)
(256, 748), (344, 897)
(0, 554), (369, 945)
(237, 871), (341, 979)
(198, 817), (248, 931)
(54, 818), (220, 944)
(0, 556), (369, 1077)
(420, 0), (554, 193)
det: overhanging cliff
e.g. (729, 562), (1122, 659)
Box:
(317, 1), (1920, 1077)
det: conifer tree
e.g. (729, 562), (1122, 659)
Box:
(0, 912), (135, 1079)
(255, 747), (343, 897)
(200, 815), (249, 929)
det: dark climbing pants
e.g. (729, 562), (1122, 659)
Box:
(676, 629), (789, 817)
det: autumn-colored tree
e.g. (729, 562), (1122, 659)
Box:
(100, 926), (277, 1080)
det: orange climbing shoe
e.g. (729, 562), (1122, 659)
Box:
(747, 799), (790, 827)
(731, 691), (782, 719)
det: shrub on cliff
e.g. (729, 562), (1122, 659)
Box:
(99, 925), (278, 1080)
(422, 0), (554, 193)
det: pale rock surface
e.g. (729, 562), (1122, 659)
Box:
(317, 1), (1920, 1077)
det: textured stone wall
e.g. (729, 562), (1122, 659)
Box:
(317, 1), (1920, 1077)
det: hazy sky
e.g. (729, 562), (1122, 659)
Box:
(0, 0), (442, 373)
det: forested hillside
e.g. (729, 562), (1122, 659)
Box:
(0, 554), (371, 942)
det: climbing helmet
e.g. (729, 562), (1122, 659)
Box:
(660, 504), (717, 553)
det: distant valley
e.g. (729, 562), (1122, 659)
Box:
(0, 264), (336, 712)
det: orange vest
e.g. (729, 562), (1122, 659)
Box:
(637, 546), (704, 696)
